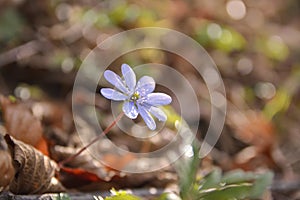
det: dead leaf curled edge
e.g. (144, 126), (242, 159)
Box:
(4, 134), (65, 194)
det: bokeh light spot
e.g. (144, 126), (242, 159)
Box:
(237, 57), (253, 75)
(255, 82), (276, 100)
(61, 57), (74, 73)
(15, 86), (30, 100)
(207, 23), (222, 40)
(226, 0), (246, 20)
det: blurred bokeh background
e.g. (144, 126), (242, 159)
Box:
(0, 0), (300, 198)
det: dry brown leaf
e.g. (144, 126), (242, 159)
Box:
(228, 110), (277, 170)
(0, 135), (15, 191)
(59, 166), (104, 188)
(52, 145), (113, 181)
(228, 110), (275, 148)
(30, 101), (73, 133)
(0, 95), (48, 155)
(52, 145), (122, 189)
(4, 134), (65, 194)
(102, 153), (136, 172)
(0, 151), (15, 189)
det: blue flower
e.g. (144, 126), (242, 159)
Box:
(100, 64), (172, 130)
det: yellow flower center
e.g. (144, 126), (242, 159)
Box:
(130, 91), (140, 101)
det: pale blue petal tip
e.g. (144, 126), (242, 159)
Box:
(121, 64), (136, 91)
(100, 88), (127, 101)
(123, 101), (138, 119)
(138, 104), (156, 130)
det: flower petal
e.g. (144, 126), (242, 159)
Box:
(136, 76), (155, 96)
(121, 64), (136, 92)
(138, 104), (156, 130)
(148, 106), (167, 121)
(104, 70), (129, 94)
(123, 101), (138, 119)
(100, 88), (127, 101)
(144, 93), (172, 106)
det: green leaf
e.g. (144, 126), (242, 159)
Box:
(176, 141), (201, 200)
(8, 95), (17, 103)
(256, 36), (289, 61)
(213, 28), (246, 52)
(157, 193), (182, 200)
(199, 168), (222, 189)
(105, 194), (141, 200)
(197, 169), (273, 200)
(195, 23), (246, 52)
(198, 183), (252, 200)
(249, 171), (273, 198)
(104, 189), (141, 200)
(263, 89), (291, 119)
(108, 3), (128, 25)
(221, 169), (257, 184)
(171, 111), (273, 200)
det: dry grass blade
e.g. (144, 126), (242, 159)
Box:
(4, 134), (65, 194)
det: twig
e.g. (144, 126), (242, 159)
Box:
(0, 40), (40, 67)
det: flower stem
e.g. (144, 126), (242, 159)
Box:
(58, 112), (124, 168)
